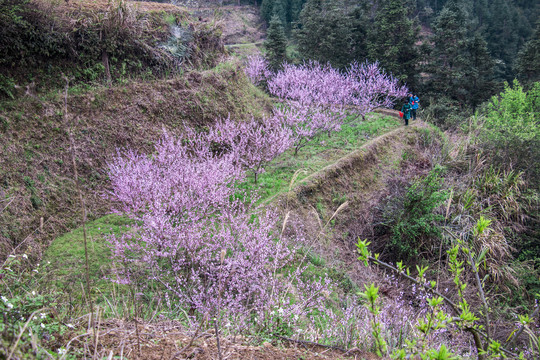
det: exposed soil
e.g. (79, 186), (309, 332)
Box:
(91, 319), (379, 359)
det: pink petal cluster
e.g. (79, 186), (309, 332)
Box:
(206, 115), (294, 181)
(107, 130), (296, 320)
(245, 56), (407, 154)
(245, 55), (272, 85)
(247, 56), (408, 115)
(345, 62), (409, 114)
(273, 104), (344, 154)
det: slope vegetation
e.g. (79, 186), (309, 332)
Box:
(0, 0), (273, 260)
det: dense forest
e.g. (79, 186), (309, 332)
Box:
(260, 0), (539, 111)
(0, 0), (539, 358)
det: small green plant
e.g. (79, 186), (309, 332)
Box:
(0, 255), (72, 358)
(356, 215), (535, 359)
(0, 74), (16, 99)
(360, 283), (388, 357)
(480, 80), (540, 182)
(387, 165), (449, 261)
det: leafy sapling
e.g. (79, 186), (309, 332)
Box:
(360, 283), (388, 357)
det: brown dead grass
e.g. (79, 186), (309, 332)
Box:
(43, 0), (186, 13)
(83, 319), (379, 360)
(0, 65), (272, 261)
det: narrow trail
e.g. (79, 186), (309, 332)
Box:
(264, 109), (422, 206)
(273, 112), (435, 285)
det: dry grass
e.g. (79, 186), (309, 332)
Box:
(0, 64), (272, 261)
(62, 318), (375, 359)
(35, 0), (188, 18)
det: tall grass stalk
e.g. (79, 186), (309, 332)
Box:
(63, 76), (95, 342)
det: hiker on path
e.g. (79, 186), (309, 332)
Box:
(401, 99), (412, 126)
(409, 93), (420, 120)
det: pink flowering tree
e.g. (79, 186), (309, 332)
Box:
(267, 61), (351, 107)
(273, 104), (344, 155)
(245, 55), (272, 86)
(345, 61), (409, 117)
(245, 59), (407, 154)
(206, 115), (294, 183)
(107, 131), (298, 326)
(266, 60), (408, 119)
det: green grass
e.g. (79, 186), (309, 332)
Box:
(43, 214), (133, 292)
(240, 113), (401, 203)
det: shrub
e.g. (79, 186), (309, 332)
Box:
(387, 165), (449, 261)
(480, 80), (540, 184)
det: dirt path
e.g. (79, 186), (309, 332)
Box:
(274, 117), (435, 287)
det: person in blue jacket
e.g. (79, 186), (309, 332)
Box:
(409, 93), (420, 120)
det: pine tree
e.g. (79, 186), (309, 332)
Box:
(482, 0), (521, 81)
(272, 0), (288, 27)
(264, 14), (288, 70)
(515, 21), (540, 84)
(464, 33), (495, 110)
(294, 0), (366, 69)
(424, 0), (470, 104)
(260, 0), (306, 29)
(367, 0), (420, 87)
(260, 0), (274, 23)
(424, 0), (497, 109)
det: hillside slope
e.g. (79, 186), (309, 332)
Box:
(277, 118), (442, 285)
(0, 63), (272, 260)
(41, 115), (433, 359)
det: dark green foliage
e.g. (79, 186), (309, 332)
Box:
(422, 0), (496, 111)
(264, 15), (288, 70)
(260, 0), (307, 28)
(480, 0), (531, 82)
(367, 0), (420, 87)
(0, 74), (16, 99)
(515, 21), (540, 85)
(0, 0), (221, 96)
(423, 1), (471, 102)
(0, 0), (68, 69)
(463, 33), (496, 110)
(294, 0), (367, 69)
(387, 165), (449, 261)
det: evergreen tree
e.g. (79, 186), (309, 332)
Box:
(482, 0), (521, 81)
(288, 0), (305, 25)
(424, 0), (470, 104)
(464, 33), (495, 110)
(272, 0), (288, 27)
(423, 0), (497, 109)
(294, 0), (367, 69)
(260, 0), (274, 24)
(260, 0), (306, 28)
(264, 15), (288, 70)
(515, 21), (540, 84)
(367, 0), (420, 87)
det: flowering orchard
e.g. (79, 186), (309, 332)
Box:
(245, 56), (408, 154)
(107, 131), (294, 322)
(205, 115), (293, 182)
(103, 57), (420, 351)
(247, 56), (408, 114)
